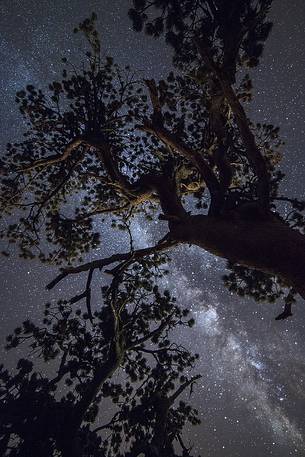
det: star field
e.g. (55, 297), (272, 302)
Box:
(0, 1), (305, 456)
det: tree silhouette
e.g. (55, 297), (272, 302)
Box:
(1, 4), (305, 320)
(0, 257), (200, 456)
(2, 2), (303, 455)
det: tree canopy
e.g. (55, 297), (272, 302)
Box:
(1, 1), (305, 455)
(1, 258), (200, 456)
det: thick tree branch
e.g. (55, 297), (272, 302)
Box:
(144, 79), (163, 125)
(49, 346), (70, 386)
(89, 137), (187, 221)
(143, 77), (224, 215)
(208, 90), (233, 194)
(127, 312), (175, 349)
(220, 79), (270, 208)
(275, 302), (293, 321)
(73, 202), (132, 221)
(94, 142), (133, 192)
(21, 138), (83, 171)
(46, 238), (178, 290)
(195, 39), (270, 209)
(213, 142), (233, 193)
(93, 411), (120, 433)
(141, 121), (223, 215)
(169, 374), (201, 405)
(143, 173), (187, 220)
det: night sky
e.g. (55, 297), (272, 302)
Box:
(1, 1), (305, 456)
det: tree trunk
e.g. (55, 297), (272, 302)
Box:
(57, 355), (122, 457)
(171, 212), (305, 298)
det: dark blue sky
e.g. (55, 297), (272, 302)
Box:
(0, 1), (305, 456)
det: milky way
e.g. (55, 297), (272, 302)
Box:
(1, 1), (305, 456)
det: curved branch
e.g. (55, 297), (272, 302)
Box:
(213, 142), (233, 193)
(46, 238), (178, 290)
(21, 138), (83, 172)
(220, 79), (270, 208)
(128, 311), (175, 349)
(73, 202), (133, 221)
(141, 122), (223, 215)
(168, 374), (201, 405)
(275, 302), (293, 321)
(195, 38), (270, 209)
(143, 77), (223, 215)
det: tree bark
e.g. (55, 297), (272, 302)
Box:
(171, 212), (305, 299)
(57, 354), (122, 457)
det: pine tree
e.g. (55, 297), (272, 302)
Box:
(1, 5), (304, 355)
(0, 257), (200, 456)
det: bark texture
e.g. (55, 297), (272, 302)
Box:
(171, 212), (305, 299)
